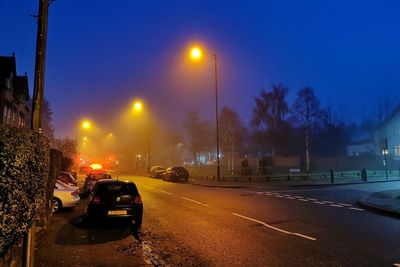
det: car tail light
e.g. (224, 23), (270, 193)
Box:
(92, 196), (101, 205)
(71, 190), (79, 196)
(134, 195), (142, 204)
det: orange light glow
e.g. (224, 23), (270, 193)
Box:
(190, 47), (202, 60)
(90, 163), (102, 170)
(82, 120), (91, 129)
(133, 101), (143, 112)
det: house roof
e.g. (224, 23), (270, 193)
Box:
(376, 104), (400, 130)
(0, 55), (16, 80)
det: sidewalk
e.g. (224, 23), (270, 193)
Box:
(358, 189), (400, 216)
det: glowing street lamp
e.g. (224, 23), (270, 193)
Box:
(82, 120), (91, 130)
(132, 100), (152, 171)
(133, 101), (143, 112)
(189, 45), (221, 181)
(190, 47), (202, 60)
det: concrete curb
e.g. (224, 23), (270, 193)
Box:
(357, 190), (400, 217)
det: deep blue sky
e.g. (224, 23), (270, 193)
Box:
(1, 0), (400, 138)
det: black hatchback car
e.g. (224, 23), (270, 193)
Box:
(86, 180), (143, 231)
(163, 166), (189, 181)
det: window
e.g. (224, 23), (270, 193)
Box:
(394, 145), (400, 157)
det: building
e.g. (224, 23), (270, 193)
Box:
(0, 55), (30, 127)
(373, 105), (400, 159)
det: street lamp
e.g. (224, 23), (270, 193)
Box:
(77, 119), (92, 171)
(189, 46), (221, 181)
(133, 100), (152, 172)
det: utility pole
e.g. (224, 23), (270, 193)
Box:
(31, 0), (50, 132)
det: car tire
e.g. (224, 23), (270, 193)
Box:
(52, 198), (62, 213)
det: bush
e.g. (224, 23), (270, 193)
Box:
(0, 126), (50, 256)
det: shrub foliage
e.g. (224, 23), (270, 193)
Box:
(0, 126), (50, 256)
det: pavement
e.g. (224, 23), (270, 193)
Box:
(358, 189), (400, 216)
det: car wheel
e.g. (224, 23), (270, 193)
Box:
(52, 198), (62, 213)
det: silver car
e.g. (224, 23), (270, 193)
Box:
(53, 180), (80, 212)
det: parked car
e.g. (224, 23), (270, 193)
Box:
(57, 172), (77, 187)
(83, 170), (112, 193)
(53, 180), (80, 212)
(163, 166), (189, 181)
(86, 179), (143, 231)
(149, 166), (166, 178)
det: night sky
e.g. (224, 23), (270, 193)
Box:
(1, 0), (400, 138)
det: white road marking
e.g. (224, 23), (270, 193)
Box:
(338, 203), (352, 207)
(181, 197), (209, 207)
(158, 190), (172, 195)
(330, 204), (344, 208)
(256, 192), (265, 195)
(232, 212), (317, 241)
(298, 199), (309, 202)
(306, 198), (317, 201)
(349, 207), (364, 211)
(287, 197), (296, 199)
(294, 196), (303, 198)
(283, 194), (292, 197)
(323, 201), (334, 204)
(314, 201), (326, 205)
(276, 195), (284, 198)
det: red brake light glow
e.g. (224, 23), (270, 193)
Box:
(92, 196), (101, 205)
(71, 190), (79, 196)
(134, 195), (142, 204)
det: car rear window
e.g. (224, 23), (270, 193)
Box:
(90, 173), (111, 180)
(95, 183), (138, 197)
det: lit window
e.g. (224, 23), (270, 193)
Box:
(395, 145), (400, 157)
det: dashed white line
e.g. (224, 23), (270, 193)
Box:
(330, 204), (344, 208)
(287, 197), (296, 199)
(158, 190), (172, 195)
(232, 212), (317, 241)
(348, 207), (364, 211)
(338, 203), (352, 207)
(294, 196), (303, 198)
(323, 201), (335, 204)
(276, 195), (284, 198)
(314, 201), (326, 205)
(180, 197), (209, 207)
(298, 199), (309, 202)
(306, 198), (317, 201)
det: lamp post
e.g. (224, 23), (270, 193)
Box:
(76, 119), (91, 171)
(133, 100), (152, 172)
(190, 46), (221, 181)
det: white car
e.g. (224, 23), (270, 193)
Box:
(53, 180), (80, 212)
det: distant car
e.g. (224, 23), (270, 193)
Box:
(86, 179), (143, 231)
(57, 172), (77, 187)
(162, 166), (189, 181)
(53, 180), (80, 212)
(149, 166), (166, 178)
(83, 170), (112, 193)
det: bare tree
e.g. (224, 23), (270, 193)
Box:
(251, 84), (290, 163)
(41, 98), (55, 141)
(290, 87), (323, 172)
(183, 111), (211, 166)
(219, 106), (246, 174)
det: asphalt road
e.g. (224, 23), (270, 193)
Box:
(35, 176), (400, 266)
(130, 176), (400, 266)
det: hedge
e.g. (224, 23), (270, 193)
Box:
(0, 126), (50, 256)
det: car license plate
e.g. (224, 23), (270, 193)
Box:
(107, 210), (127, 216)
